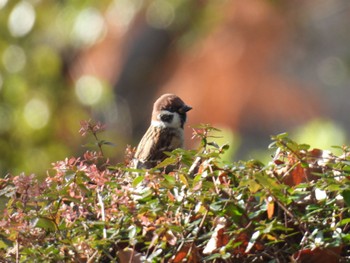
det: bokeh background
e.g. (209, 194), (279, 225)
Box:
(1, 0), (349, 176)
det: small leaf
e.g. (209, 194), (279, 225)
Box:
(291, 247), (342, 263)
(165, 230), (177, 246)
(172, 244), (200, 263)
(267, 199), (275, 219)
(132, 176), (144, 187)
(179, 174), (188, 187)
(299, 144), (311, 151)
(210, 202), (223, 212)
(277, 132), (289, 139)
(128, 225), (137, 239)
(315, 188), (327, 201)
(208, 142), (220, 149)
(203, 217), (227, 254)
(31, 217), (57, 231)
(167, 190), (175, 202)
(255, 173), (281, 189)
(246, 179), (261, 193)
(245, 231), (260, 253)
(155, 157), (177, 169)
(99, 140), (116, 147)
(220, 144), (230, 151)
(164, 174), (176, 185)
(342, 190), (350, 207)
(0, 237), (12, 249)
(338, 218), (350, 226)
(64, 171), (75, 182)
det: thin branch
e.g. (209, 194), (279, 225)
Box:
(97, 188), (107, 239)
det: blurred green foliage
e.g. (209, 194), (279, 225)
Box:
(0, 0), (223, 176)
(0, 0), (114, 176)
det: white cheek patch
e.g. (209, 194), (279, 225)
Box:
(151, 120), (166, 128)
(151, 110), (182, 128)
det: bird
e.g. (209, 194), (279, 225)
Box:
(133, 94), (192, 169)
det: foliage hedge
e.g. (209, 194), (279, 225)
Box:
(1, 122), (350, 262)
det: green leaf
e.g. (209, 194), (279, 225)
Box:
(342, 234), (350, 241)
(299, 144), (311, 151)
(255, 173), (281, 190)
(338, 218), (350, 226)
(0, 185), (16, 198)
(179, 174), (188, 187)
(155, 157), (177, 169)
(128, 225), (137, 239)
(210, 202), (223, 212)
(164, 174), (176, 185)
(132, 176), (145, 187)
(0, 236), (12, 249)
(240, 178), (261, 193)
(208, 142), (220, 149)
(99, 140), (116, 147)
(342, 190), (350, 207)
(64, 171), (75, 182)
(77, 183), (91, 195)
(277, 132), (289, 139)
(31, 217), (57, 231)
(220, 144), (230, 151)
(225, 203), (244, 225)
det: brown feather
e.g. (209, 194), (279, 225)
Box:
(134, 126), (183, 168)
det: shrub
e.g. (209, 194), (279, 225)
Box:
(1, 122), (350, 262)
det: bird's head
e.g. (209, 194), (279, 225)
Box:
(151, 94), (192, 129)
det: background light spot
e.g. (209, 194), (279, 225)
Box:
(24, 98), (50, 129)
(8, 1), (36, 37)
(0, 0), (8, 9)
(2, 45), (26, 73)
(107, 0), (142, 32)
(317, 56), (347, 86)
(72, 8), (105, 46)
(146, 0), (174, 29)
(75, 75), (103, 105)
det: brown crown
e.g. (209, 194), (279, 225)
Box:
(154, 94), (191, 112)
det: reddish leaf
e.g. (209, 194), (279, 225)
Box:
(274, 159), (285, 165)
(117, 248), (142, 263)
(232, 232), (249, 255)
(292, 247), (342, 263)
(231, 231), (264, 255)
(284, 164), (307, 187)
(266, 199), (275, 219)
(171, 244), (200, 263)
(218, 172), (229, 184)
(167, 190), (175, 202)
(217, 228), (230, 247)
(283, 148), (329, 186)
(203, 217), (228, 254)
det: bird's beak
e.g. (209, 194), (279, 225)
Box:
(179, 105), (192, 114)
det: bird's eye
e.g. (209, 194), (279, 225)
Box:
(160, 114), (173, 123)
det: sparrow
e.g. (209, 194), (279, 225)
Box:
(133, 94), (192, 169)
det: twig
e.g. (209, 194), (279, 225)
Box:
(186, 207), (209, 259)
(97, 188), (107, 239)
(87, 250), (99, 263)
(15, 238), (19, 263)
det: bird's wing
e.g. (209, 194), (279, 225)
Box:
(134, 127), (183, 163)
